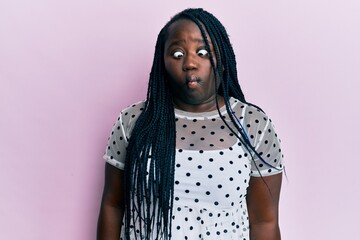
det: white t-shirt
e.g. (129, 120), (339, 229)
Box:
(104, 97), (284, 240)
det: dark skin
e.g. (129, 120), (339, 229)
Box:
(164, 19), (224, 112)
(97, 19), (282, 240)
(247, 174), (282, 240)
(97, 163), (124, 240)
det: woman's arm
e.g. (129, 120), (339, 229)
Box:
(97, 163), (125, 240)
(246, 173), (282, 240)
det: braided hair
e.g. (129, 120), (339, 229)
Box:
(123, 8), (274, 239)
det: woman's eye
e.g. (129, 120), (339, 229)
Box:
(173, 51), (184, 58)
(197, 49), (209, 57)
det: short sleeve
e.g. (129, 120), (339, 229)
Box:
(103, 113), (128, 170)
(103, 101), (145, 170)
(242, 105), (284, 177)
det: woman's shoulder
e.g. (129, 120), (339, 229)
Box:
(231, 97), (268, 120)
(117, 100), (146, 128)
(120, 100), (146, 115)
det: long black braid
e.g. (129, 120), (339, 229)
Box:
(123, 8), (276, 240)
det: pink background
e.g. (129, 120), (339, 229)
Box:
(1, 0), (359, 239)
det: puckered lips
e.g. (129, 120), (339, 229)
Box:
(185, 75), (200, 88)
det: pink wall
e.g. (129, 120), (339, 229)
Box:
(1, 0), (359, 239)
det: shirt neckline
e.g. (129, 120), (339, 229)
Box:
(174, 97), (237, 119)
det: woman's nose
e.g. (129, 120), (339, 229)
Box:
(182, 53), (198, 71)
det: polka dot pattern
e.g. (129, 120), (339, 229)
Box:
(104, 97), (284, 239)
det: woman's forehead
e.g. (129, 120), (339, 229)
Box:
(167, 19), (200, 35)
(165, 19), (212, 45)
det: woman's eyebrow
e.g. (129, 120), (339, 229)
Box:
(167, 39), (212, 47)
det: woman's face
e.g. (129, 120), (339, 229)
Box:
(164, 19), (219, 111)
